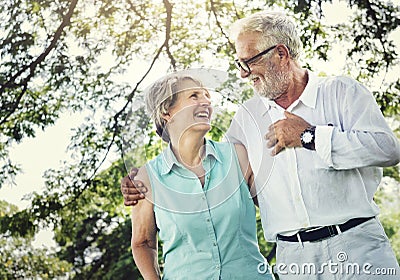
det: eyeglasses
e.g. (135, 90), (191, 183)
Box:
(235, 45), (277, 74)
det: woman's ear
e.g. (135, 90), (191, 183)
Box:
(161, 112), (171, 122)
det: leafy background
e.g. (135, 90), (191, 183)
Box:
(0, 0), (399, 278)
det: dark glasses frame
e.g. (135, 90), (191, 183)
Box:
(235, 45), (277, 73)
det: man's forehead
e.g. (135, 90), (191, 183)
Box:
(236, 43), (257, 53)
(235, 33), (261, 59)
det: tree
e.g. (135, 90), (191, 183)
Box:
(374, 176), (400, 263)
(1, 0), (399, 277)
(0, 200), (71, 279)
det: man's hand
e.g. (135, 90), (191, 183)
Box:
(265, 111), (311, 156)
(121, 168), (148, 206)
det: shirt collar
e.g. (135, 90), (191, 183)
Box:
(261, 70), (319, 115)
(160, 138), (221, 175)
(261, 96), (278, 115)
(298, 70), (319, 109)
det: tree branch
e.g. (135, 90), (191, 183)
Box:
(210, 0), (236, 52)
(163, 0), (176, 70)
(127, 0), (159, 31)
(61, 44), (165, 209)
(98, 0), (174, 180)
(31, 0), (177, 226)
(0, 0), (79, 126)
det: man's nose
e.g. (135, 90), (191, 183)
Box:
(240, 67), (251, 78)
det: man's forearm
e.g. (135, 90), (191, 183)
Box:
(319, 127), (400, 169)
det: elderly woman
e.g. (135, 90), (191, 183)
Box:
(129, 73), (273, 280)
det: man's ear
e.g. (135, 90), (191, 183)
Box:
(277, 44), (290, 60)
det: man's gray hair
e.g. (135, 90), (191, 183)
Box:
(230, 11), (302, 60)
(145, 74), (203, 142)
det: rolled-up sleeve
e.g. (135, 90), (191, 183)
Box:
(315, 125), (334, 167)
(316, 81), (400, 169)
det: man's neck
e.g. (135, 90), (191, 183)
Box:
(275, 69), (308, 110)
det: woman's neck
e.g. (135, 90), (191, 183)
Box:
(170, 133), (206, 168)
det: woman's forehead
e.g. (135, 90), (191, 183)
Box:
(174, 78), (202, 93)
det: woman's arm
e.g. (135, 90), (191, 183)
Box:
(131, 166), (160, 280)
(234, 144), (258, 207)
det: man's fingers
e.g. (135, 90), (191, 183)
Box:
(265, 126), (279, 149)
(130, 167), (139, 173)
(122, 185), (147, 195)
(284, 111), (299, 119)
(266, 138), (277, 148)
(284, 110), (293, 117)
(271, 143), (284, 156)
(134, 180), (144, 188)
(124, 199), (138, 207)
(124, 193), (145, 201)
(265, 129), (275, 139)
(121, 176), (147, 194)
(128, 167), (139, 180)
(120, 168), (148, 207)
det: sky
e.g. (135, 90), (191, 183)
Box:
(0, 0), (399, 248)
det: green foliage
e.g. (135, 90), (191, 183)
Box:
(374, 80), (400, 116)
(374, 183), (400, 262)
(255, 209), (276, 261)
(0, 200), (71, 279)
(144, 131), (167, 161)
(49, 159), (142, 279)
(208, 109), (235, 141)
(1, 0), (399, 278)
(384, 166), (400, 182)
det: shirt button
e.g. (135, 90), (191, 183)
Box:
(215, 264), (220, 270)
(206, 218), (210, 222)
(213, 242), (217, 246)
(202, 196), (206, 200)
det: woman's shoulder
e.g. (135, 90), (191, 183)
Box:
(232, 144), (249, 169)
(206, 139), (236, 157)
(206, 138), (234, 148)
(205, 139), (247, 160)
(233, 143), (246, 154)
(135, 165), (151, 190)
(145, 149), (170, 172)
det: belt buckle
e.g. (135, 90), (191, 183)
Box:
(327, 225), (337, 237)
(308, 225), (338, 243)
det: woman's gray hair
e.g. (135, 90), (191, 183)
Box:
(145, 74), (203, 142)
(230, 11), (302, 60)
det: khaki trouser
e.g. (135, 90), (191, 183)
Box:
(275, 218), (400, 279)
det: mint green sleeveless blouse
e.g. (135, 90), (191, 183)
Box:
(146, 139), (273, 280)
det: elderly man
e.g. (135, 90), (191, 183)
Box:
(122, 11), (400, 279)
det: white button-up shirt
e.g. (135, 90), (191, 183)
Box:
(225, 71), (400, 241)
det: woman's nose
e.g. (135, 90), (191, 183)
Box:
(199, 94), (211, 106)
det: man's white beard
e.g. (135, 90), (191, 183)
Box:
(255, 66), (290, 100)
